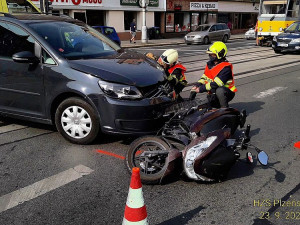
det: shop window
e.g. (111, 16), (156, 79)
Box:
(174, 12), (190, 32)
(87, 10), (105, 26)
(74, 12), (86, 23)
(124, 11), (137, 30)
(166, 13), (174, 32)
(191, 13), (199, 31)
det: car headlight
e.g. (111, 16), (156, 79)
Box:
(290, 38), (300, 43)
(273, 36), (277, 41)
(194, 35), (201, 39)
(98, 80), (142, 100)
(183, 136), (217, 180)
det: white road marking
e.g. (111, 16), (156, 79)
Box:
(0, 165), (94, 213)
(0, 124), (27, 134)
(253, 87), (287, 99)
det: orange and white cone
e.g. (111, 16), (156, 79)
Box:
(122, 167), (149, 225)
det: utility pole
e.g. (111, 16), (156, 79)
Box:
(140, 0), (149, 44)
(40, 0), (52, 14)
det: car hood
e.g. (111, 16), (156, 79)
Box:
(68, 50), (166, 87)
(277, 32), (300, 40)
(186, 31), (207, 36)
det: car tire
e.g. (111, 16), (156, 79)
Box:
(203, 36), (209, 45)
(274, 50), (282, 54)
(222, 35), (228, 43)
(187, 43), (191, 45)
(55, 97), (100, 144)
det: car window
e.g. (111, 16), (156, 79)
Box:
(42, 49), (56, 65)
(210, 25), (216, 32)
(195, 25), (210, 31)
(285, 22), (300, 33)
(104, 27), (115, 35)
(28, 21), (121, 60)
(0, 22), (35, 58)
(216, 24), (223, 31)
(222, 24), (229, 30)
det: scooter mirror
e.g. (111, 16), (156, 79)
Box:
(258, 151), (268, 166)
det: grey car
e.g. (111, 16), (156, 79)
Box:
(184, 23), (231, 45)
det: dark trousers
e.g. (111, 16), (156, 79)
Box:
(208, 87), (235, 108)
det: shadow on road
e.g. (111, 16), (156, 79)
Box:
(156, 205), (205, 225)
(230, 101), (265, 115)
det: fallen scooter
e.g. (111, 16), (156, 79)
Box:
(125, 100), (268, 184)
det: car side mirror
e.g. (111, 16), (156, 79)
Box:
(12, 51), (39, 64)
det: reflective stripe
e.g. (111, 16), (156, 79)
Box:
(214, 77), (224, 86)
(122, 218), (149, 225)
(126, 188), (145, 209)
(205, 83), (211, 91)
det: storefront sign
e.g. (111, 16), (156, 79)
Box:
(120, 0), (159, 7)
(31, 0), (103, 6)
(190, 2), (218, 11)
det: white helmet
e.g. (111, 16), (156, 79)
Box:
(158, 49), (178, 66)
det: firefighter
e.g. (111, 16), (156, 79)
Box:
(190, 41), (237, 108)
(146, 49), (187, 100)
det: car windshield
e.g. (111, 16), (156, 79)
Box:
(285, 22), (300, 33)
(195, 25), (210, 31)
(28, 21), (121, 60)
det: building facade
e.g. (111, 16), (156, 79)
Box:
(218, 0), (259, 30)
(164, 0), (218, 34)
(32, 0), (166, 39)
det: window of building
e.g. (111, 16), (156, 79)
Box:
(124, 11), (137, 30)
(74, 12), (87, 23)
(166, 13), (174, 32)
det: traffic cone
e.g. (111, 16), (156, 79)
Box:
(122, 167), (148, 225)
(294, 141), (300, 149)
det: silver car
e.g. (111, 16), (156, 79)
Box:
(184, 23), (231, 45)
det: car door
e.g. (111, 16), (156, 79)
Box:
(208, 25), (217, 41)
(0, 21), (45, 118)
(216, 24), (224, 40)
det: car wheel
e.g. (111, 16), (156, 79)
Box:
(222, 35), (228, 43)
(203, 36), (209, 45)
(274, 49), (282, 54)
(55, 97), (100, 144)
(187, 43), (191, 45)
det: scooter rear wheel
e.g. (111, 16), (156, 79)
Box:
(125, 136), (171, 184)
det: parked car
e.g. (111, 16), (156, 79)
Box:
(93, 26), (121, 46)
(0, 14), (173, 144)
(272, 21), (300, 54)
(184, 23), (231, 45)
(245, 27), (256, 40)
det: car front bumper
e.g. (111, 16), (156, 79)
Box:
(272, 41), (300, 52)
(92, 95), (173, 135)
(184, 37), (203, 44)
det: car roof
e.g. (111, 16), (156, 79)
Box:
(2, 13), (86, 26)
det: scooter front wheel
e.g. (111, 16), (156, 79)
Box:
(125, 136), (171, 184)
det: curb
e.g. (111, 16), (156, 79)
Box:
(122, 36), (245, 49)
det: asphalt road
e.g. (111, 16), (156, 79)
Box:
(0, 39), (299, 225)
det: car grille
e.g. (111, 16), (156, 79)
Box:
(186, 35), (195, 39)
(141, 81), (171, 99)
(277, 38), (291, 43)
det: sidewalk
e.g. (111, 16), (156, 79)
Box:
(122, 34), (245, 48)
